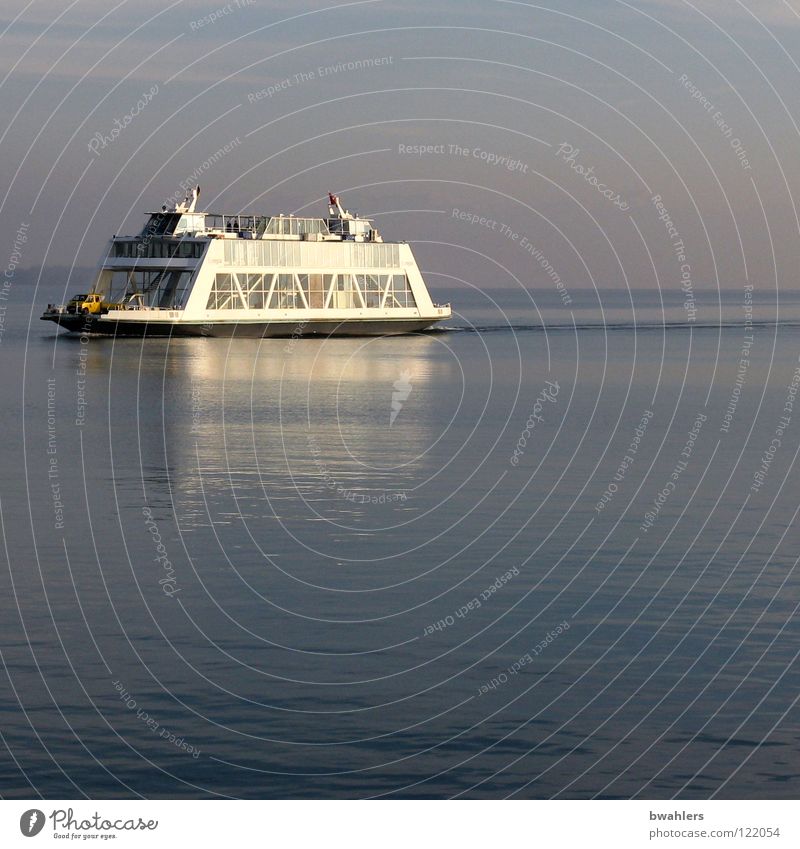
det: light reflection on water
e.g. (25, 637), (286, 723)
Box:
(1, 288), (799, 798)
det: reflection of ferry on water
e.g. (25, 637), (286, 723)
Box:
(42, 188), (452, 337)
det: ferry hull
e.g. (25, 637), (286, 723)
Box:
(40, 313), (442, 337)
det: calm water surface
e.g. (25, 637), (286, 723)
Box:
(1, 285), (799, 798)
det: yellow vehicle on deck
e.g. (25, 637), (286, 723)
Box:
(64, 293), (123, 315)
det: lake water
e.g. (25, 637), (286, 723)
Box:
(1, 282), (799, 799)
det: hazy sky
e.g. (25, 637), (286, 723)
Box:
(3, 0), (800, 294)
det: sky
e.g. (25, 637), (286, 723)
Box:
(3, 0), (800, 295)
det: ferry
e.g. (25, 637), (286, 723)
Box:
(41, 188), (451, 337)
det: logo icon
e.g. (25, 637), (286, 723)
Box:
(20, 809), (45, 837)
(390, 370), (413, 426)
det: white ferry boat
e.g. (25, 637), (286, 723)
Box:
(42, 189), (451, 337)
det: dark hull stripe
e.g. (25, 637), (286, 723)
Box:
(40, 314), (442, 337)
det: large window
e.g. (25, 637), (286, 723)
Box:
(205, 273), (244, 310)
(385, 274), (416, 308)
(360, 274), (384, 308)
(205, 272), (415, 311)
(111, 239), (205, 259)
(223, 240), (401, 268)
(328, 274), (361, 310)
(273, 273), (303, 309)
(242, 273), (267, 309)
(298, 274), (332, 308)
(264, 217), (330, 237)
(107, 269), (194, 308)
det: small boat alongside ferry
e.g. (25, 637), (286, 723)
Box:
(41, 189), (451, 337)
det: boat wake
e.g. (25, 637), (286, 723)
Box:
(432, 319), (800, 334)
